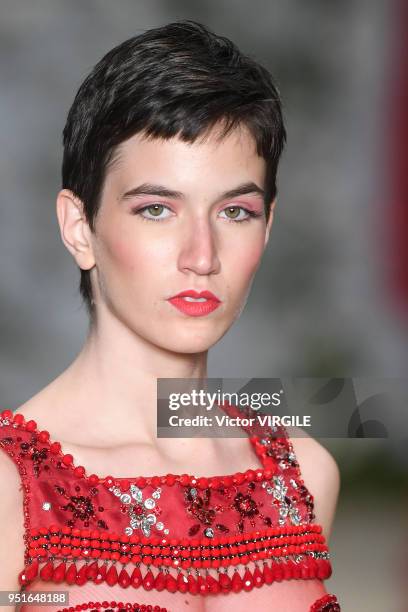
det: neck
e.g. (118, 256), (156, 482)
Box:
(52, 311), (209, 445)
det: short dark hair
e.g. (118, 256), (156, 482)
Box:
(61, 19), (287, 319)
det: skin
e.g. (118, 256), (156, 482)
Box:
(38, 123), (276, 459)
(0, 123), (340, 611)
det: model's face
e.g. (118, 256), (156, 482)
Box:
(90, 124), (274, 353)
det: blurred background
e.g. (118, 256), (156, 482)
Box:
(1, 1), (407, 610)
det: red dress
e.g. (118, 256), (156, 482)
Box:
(0, 406), (340, 611)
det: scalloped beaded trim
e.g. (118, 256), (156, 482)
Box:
(0, 409), (277, 489)
(20, 553), (332, 595)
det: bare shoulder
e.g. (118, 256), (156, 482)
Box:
(287, 426), (341, 540)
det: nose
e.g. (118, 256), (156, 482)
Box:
(178, 217), (221, 276)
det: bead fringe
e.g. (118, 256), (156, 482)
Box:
(19, 556), (332, 595)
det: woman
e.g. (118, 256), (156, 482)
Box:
(0, 20), (341, 611)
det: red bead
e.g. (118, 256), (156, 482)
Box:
(179, 474), (190, 486)
(13, 413), (25, 425)
(263, 563), (274, 585)
(94, 563), (107, 584)
(209, 477), (221, 489)
(88, 474), (99, 485)
(120, 480), (130, 492)
(62, 453), (73, 466)
(231, 570), (243, 593)
(103, 476), (115, 488)
(218, 572), (231, 592)
(245, 469), (256, 482)
(118, 568), (130, 588)
(165, 573), (178, 593)
(74, 466), (85, 478)
(232, 472), (245, 485)
(205, 573), (220, 594)
(253, 565), (264, 587)
(1, 409), (13, 419)
(105, 564), (118, 586)
(65, 563), (78, 585)
(39, 560), (54, 581)
(165, 474), (176, 486)
(177, 572), (189, 593)
(38, 430), (50, 443)
(25, 419), (37, 432)
(187, 573), (198, 595)
(242, 568), (254, 591)
(130, 566), (143, 588)
(75, 563), (88, 586)
(143, 570), (155, 590)
(85, 561), (99, 581)
(154, 571), (166, 591)
(197, 477), (208, 490)
(52, 562), (66, 583)
(50, 441), (61, 454)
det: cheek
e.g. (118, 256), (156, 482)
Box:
(230, 241), (265, 284)
(103, 234), (156, 273)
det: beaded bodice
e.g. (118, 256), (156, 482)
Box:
(0, 406), (340, 611)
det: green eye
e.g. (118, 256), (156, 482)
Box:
(224, 207), (241, 219)
(146, 204), (164, 216)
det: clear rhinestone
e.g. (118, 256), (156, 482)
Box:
(124, 526), (133, 535)
(142, 523), (151, 537)
(130, 485), (143, 502)
(266, 487), (274, 494)
(145, 514), (156, 525)
(120, 493), (132, 504)
(144, 498), (155, 510)
(190, 488), (198, 498)
(130, 519), (140, 529)
(156, 522), (164, 531)
(152, 490), (161, 499)
(204, 527), (214, 538)
(163, 529), (169, 535)
(42, 502), (52, 511)
(113, 487), (122, 497)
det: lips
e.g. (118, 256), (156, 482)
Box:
(167, 289), (221, 317)
(171, 289), (220, 301)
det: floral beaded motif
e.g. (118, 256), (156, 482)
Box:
(108, 483), (169, 537)
(0, 408), (336, 602)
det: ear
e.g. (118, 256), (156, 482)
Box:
(55, 189), (96, 270)
(264, 198), (277, 249)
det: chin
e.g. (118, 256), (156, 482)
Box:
(154, 326), (227, 355)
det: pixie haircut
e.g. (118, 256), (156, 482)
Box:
(62, 19), (287, 319)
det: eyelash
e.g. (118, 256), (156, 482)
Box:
(131, 203), (263, 223)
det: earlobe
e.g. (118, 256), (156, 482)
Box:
(55, 189), (96, 270)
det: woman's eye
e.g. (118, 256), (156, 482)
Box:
(219, 206), (252, 222)
(135, 203), (173, 221)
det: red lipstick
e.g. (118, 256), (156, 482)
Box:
(168, 289), (221, 317)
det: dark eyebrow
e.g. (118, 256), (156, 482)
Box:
(120, 181), (265, 202)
